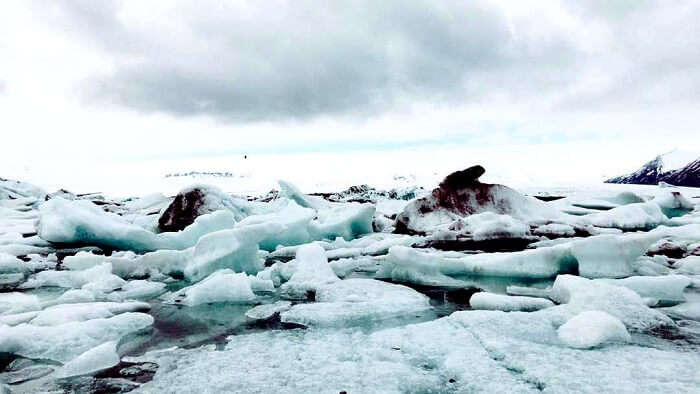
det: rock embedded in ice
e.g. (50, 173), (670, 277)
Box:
(56, 341), (120, 378)
(557, 311), (631, 349)
(158, 184), (250, 232)
(394, 165), (565, 234)
(280, 243), (339, 300)
(245, 301), (293, 321)
(469, 292), (554, 312)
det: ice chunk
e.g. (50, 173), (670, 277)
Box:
(30, 301), (150, 326)
(549, 275), (672, 331)
(166, 270), (256, 306)
(22, 263), (124, 291)
(329, 256), (379, 278)
(245, 301), (292, 321)
(464, 212), (530, 241)
(184, 222), (284, 281)
(111, 280), (167, 300)
(652, 190), (694, 217)
(278, 180), (327, 210)
(310, 203), (375, 241)
(585, 202), (667, 230)
(470, 292), (554, 312)
(237, 201), (315, 251)
(532, 223), (575, 237)
(38, 197), (235, 252)
(382, 245), (575, 285)
(280, 244), (339, 300)
(675, 256), (700, 275)
(64, 249), (190, 279)
(0, 292), (40, 315)
(280, 278), (431, 327)
(569, 233), (659, 278)
(661, 302), (700, 321)
(0, 252), (28, 274)
(557, 311), (630, 349)
(56, 341), (120, 378)
(595, 275), (691, 304)
(0, 312), (153, 362)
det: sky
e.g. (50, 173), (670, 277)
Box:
(1, 1), (699, 195)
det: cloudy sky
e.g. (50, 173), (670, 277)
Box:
(1, 1), (699, 194)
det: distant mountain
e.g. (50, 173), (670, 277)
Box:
(606, 150), (700, 187)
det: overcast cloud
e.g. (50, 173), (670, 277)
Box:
(28, 0), (700, 121)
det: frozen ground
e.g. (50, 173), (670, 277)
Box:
(1, 171), (700, 393)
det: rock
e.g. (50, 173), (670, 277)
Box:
(606, 151), (700, 187)
(158, 187), (207, 232)
(394, 165), (559, 234)
(158, 185), (247, 232)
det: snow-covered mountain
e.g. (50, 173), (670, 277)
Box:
(607, 150), (700, 187)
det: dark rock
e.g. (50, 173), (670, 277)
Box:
(647, 240), (686, 259)
(439, 165), (485, 190)
(395, 165), (549, 234)
(158, 187), (208, 232)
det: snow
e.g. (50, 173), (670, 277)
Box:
(56, 341), (120, 378)
(165, 270), (256, 306)
(470, 292), (554, 312)
(657, 149), (698, 172)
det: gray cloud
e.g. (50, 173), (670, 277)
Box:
(37, 0), (700, 121)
